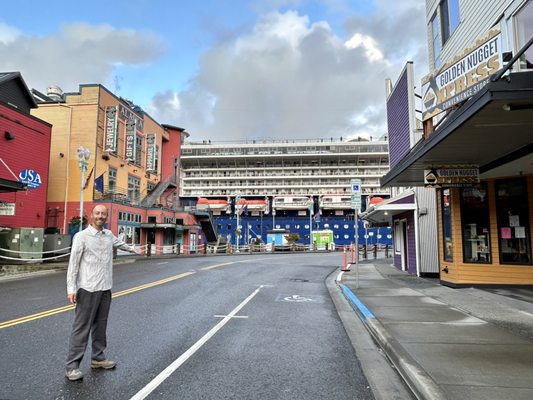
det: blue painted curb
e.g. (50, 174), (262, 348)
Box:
(339, 283), (374, 320)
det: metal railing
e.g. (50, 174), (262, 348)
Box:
(94, 185), (140, 206)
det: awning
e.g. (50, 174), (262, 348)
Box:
(0, 177), (26, 193)
(360, 191), (416, 224)
(141, 223), (177, 229)
(382, 71), (533, 187)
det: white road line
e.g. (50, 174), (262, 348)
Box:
(129, 285), (264, 400)
(336, 271), (344, 283)
(157, 262), (169, 265)
(200, 259), (253, 271)
(213, 315), (249, 319)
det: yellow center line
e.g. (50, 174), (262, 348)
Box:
(0, 271), (195, 330)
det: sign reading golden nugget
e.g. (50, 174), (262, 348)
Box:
(424, 166), (479, 188)
(104, 106), (118, 152)
(422, 28), (502, 121)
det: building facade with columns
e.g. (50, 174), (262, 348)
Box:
(31, 84), (205, 254)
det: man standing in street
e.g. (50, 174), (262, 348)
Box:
(65, 204), (143, 381)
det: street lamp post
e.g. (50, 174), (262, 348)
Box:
(308, 201), (313, 249)
(77, 146), (91, 232)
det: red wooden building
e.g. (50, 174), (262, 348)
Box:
(0, 72), (52, 229)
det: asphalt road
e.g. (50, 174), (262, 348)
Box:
(1, 253), (377, 400)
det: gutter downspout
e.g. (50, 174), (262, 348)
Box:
(414, 189), (421, 277)
(60, 103), (72, 235)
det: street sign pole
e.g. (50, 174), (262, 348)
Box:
(350, 179), (362, 287)
(355, 207), (359, 289)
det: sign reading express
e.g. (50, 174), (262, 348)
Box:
(422, 28), (503, 121)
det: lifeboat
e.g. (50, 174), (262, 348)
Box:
(319, 195), (352, 210)
(236, 198), (269, 213)
(272, 196), (312, 210)
(368, 196), (385, 206)
(196, 197), (230, 213)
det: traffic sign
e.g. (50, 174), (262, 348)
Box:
(351, 179), (362, 209)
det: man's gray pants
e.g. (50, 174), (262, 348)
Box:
(66, 289), (112, 370)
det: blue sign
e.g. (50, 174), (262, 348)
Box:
(353, 184), (360, 191)
(18, 169), (42, 189)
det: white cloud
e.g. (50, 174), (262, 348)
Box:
(0, 22), (165, 93)
(345, 33), (387, 63)
(0, 22), (20, 44)
(149, 9), (414, 141)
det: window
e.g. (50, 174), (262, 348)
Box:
(440, 0), (460, 44)
(441, 189), (453, 261)
(108, 168), (117, 193)
(431, 12), (441, 68)
(135, 135), (143, 166)
(394, 221), (402, 254)
(515, 0), (533, 70)
(163, 229), (174, 245)
(128, 175), (141, 203)
(496, 179), (531, 264)
(460, 185), (491, 263)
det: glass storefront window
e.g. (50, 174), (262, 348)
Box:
(460, 185), (491, 263)
(496, 179), (531, 264)
(515, 0), (533, 70)
(164, 229), (175, 245)
(442, 189), (453, 261)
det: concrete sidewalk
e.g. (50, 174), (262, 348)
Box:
(338, 260), (533, 400)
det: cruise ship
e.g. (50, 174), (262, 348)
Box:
(179, 137), (392, 247)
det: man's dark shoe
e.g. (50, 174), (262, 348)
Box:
(91, 359), (117, 369)
(65, 369), (83, 381)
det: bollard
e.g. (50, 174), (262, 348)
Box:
(175, 243), (181, 255)
(341, 245), (350, 271)
(146, 242), (151, 257)
(373, 244), (377, 259)
(385, 244), (389, 258)
(325, 242), (329, 251)
(350, 244), (355, 264)
(363, 244), (367, 259)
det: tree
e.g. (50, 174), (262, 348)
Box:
(285, 233), (300, 244)
(70, 215), (88, 227)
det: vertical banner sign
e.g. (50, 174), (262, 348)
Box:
(104, 106), (118, 152)
(146, 134), (156, 172)
(124, 120), (136, 162)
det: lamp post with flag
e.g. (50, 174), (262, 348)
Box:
(77, 146), (91, 232)
(235, 193), (241, 252)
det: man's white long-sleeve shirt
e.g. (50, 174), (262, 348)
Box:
(67, 225), (134, 294)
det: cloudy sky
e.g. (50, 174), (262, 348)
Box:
(0, 0), (428, 141)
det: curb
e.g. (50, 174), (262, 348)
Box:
(338, 281), (448, 400)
